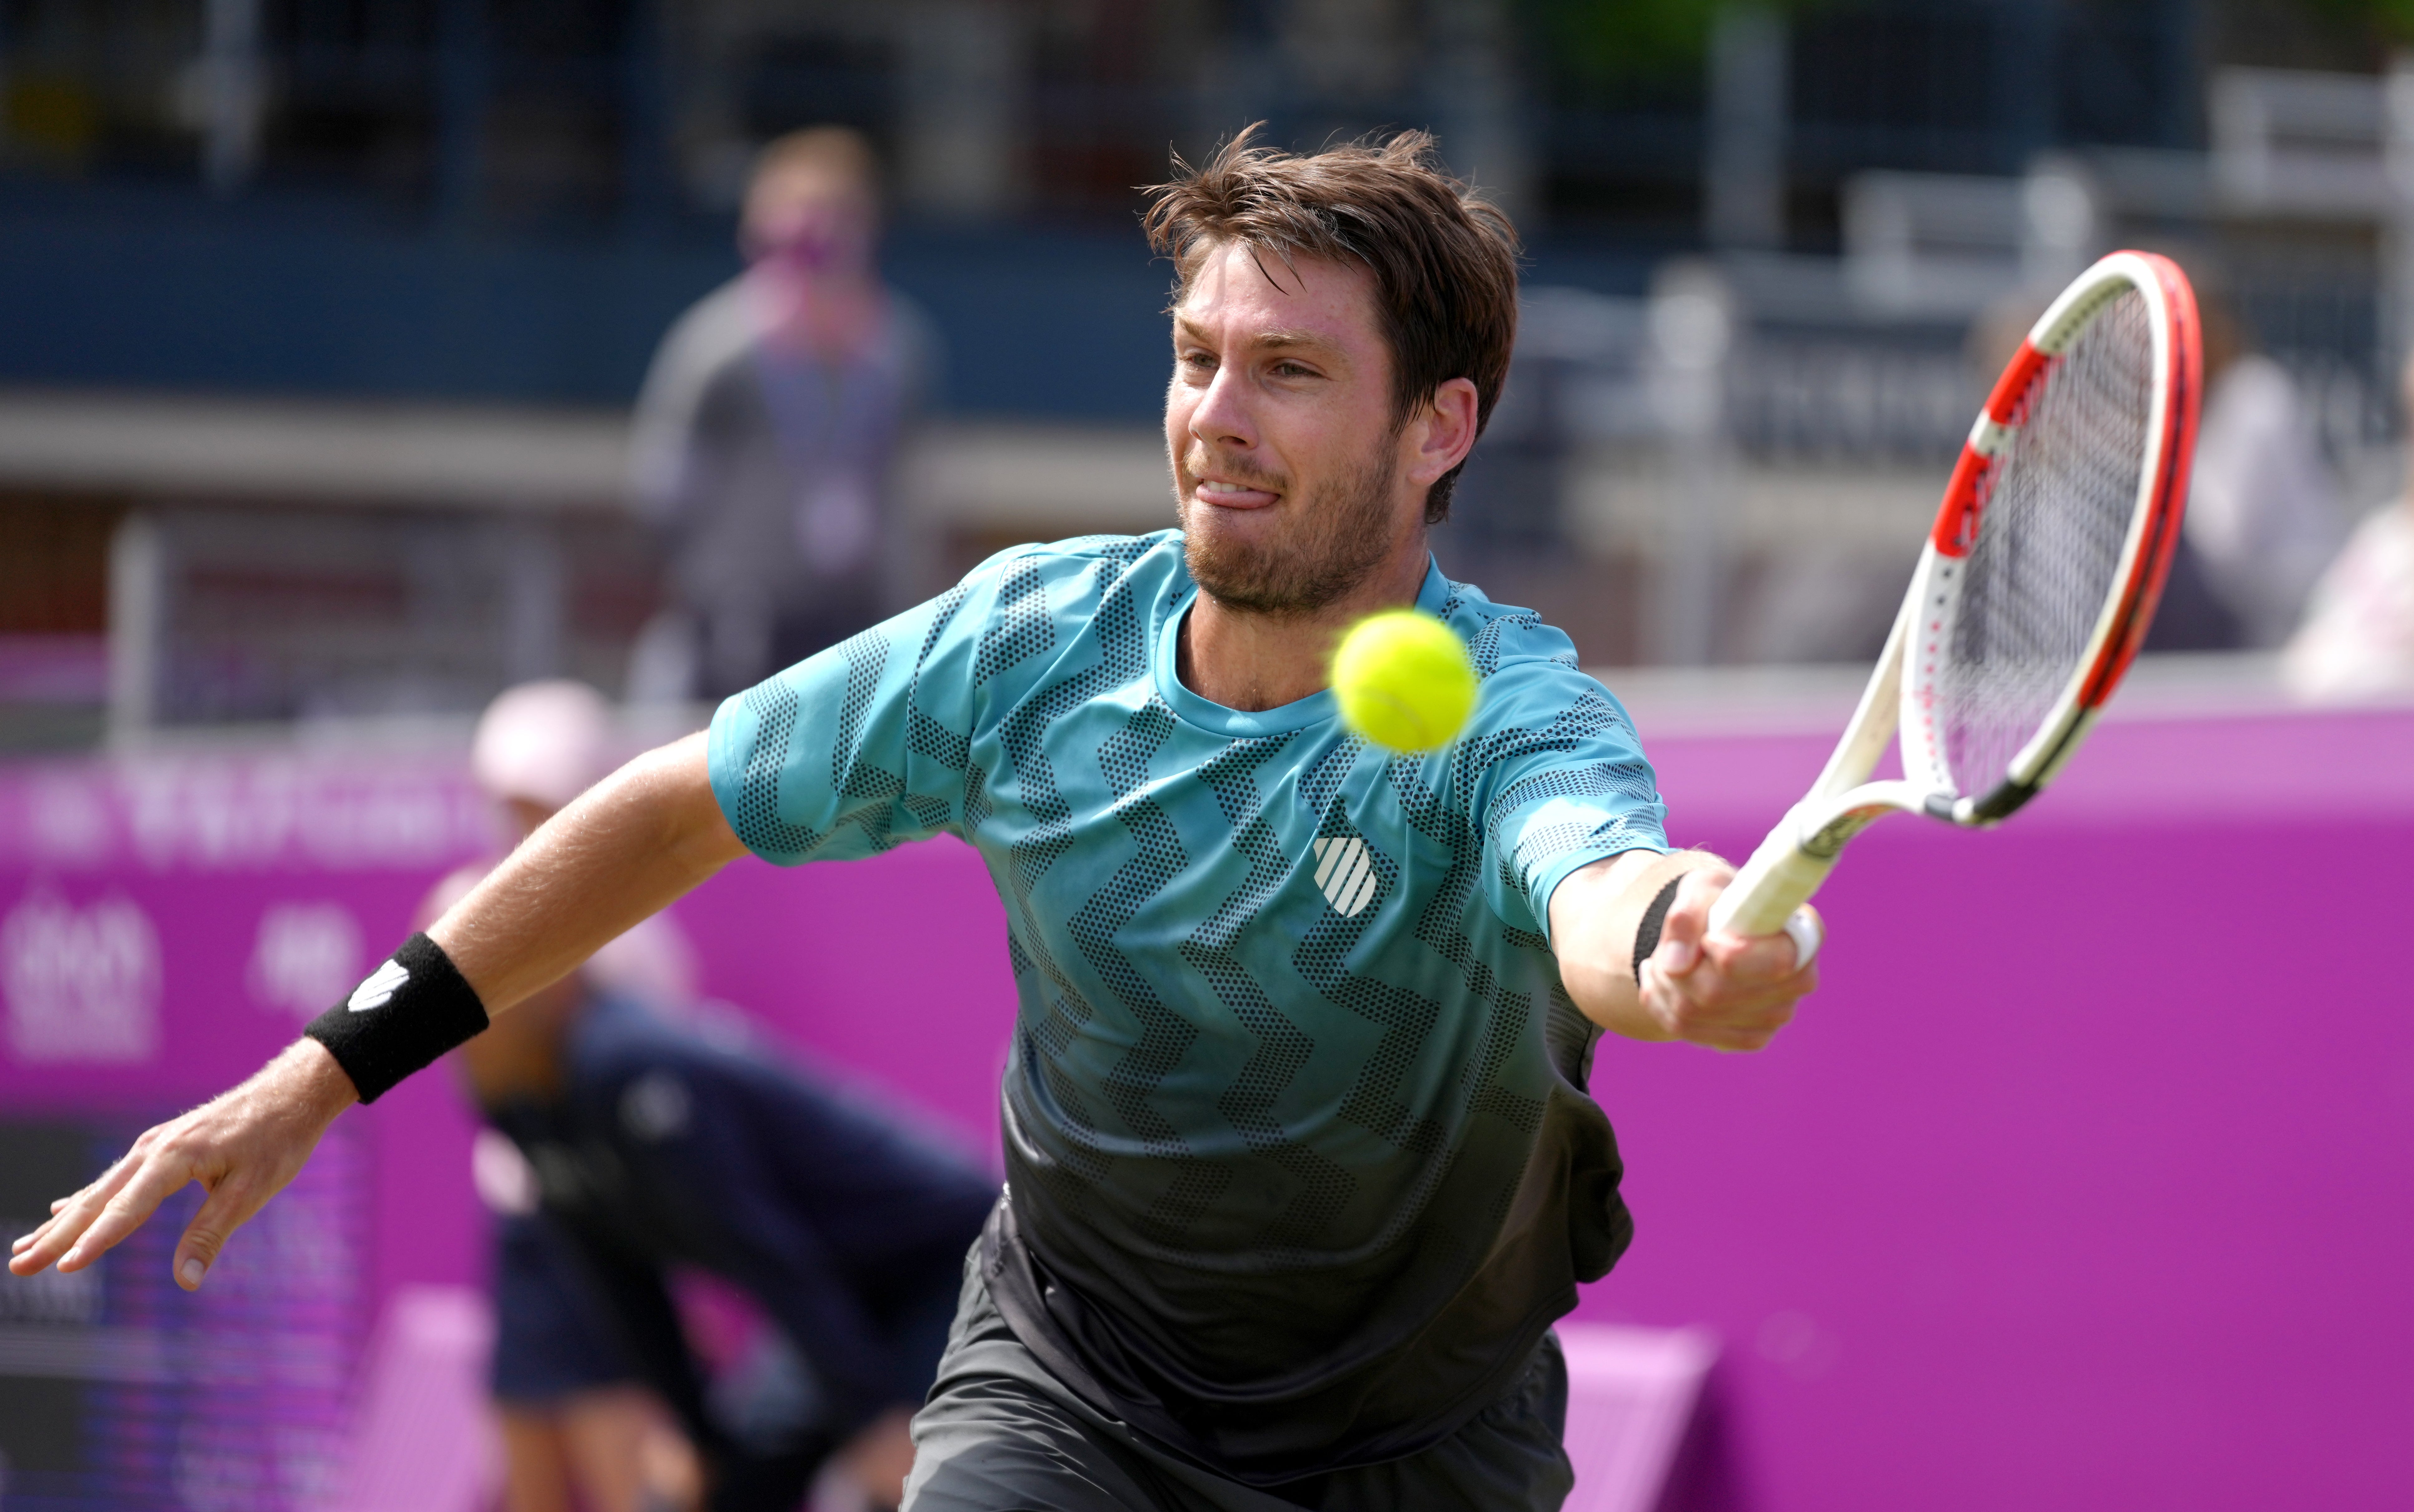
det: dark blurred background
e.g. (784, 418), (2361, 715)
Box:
(6, 0), (2414, 743)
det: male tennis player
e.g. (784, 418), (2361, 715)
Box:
(14, 128), (1818, 1510)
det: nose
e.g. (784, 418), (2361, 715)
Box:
(1186, 359), (1258, 455)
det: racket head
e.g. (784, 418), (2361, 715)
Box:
(1902, 251), (2201, 824)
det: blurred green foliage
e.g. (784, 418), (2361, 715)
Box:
(2309, 0), (2414, 42)
(1522, 0), (1835, 82)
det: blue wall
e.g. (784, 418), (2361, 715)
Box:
(0, 185), (1171, 419)
(0, 183), (1653, 420)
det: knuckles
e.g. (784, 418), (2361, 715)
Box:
(1653, 966), (1806, 1051)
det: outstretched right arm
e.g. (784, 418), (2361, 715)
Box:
(7, 731), (746, 1292)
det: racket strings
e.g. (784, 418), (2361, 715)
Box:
(1939, 289), (2153, 795)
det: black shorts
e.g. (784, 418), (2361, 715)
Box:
(903, 1241), (1575, 1512)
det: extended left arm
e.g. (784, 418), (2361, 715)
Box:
(1549, 849), (1820, 1051)
(10, 733), (747, 1291)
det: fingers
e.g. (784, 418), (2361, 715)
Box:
(11, 1143), (246, 1291)
(8, 1132), (173, 1277)
(1642, 884), (1822, 1052)
(11, 1215), (66, 1264)
(1703, 907), (1825, 983)
(13, 1040), (350, 1288)
(13, 1192), (109, 1276)
(59, 1144), (202, 1274)
(175, 1178), (268, 1291)
(1643, 958), (1800, 1051)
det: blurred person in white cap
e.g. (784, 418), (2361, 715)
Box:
(472, 680), (699, 1005)
(628, 127), (938, 704)
(450, 681), (995, 1512)
(2285, 351), (2414, 702)
(475, 678), (617, 831)
(464, 679), (702, 1512)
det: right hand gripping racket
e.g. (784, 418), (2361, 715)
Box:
(1709, 251), (2203, 941)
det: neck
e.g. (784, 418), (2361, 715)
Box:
(1178, 531), (1431, 712)
(750, 264), (880, 357)
(462, 1035), (563, 1109)
(457, 988), (578, 1108)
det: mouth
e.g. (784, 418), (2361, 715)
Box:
(1188, 474), (1282, 512)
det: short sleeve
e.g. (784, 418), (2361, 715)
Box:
(707, 554), (1012, 865)
(1470, 664), (1668, 945)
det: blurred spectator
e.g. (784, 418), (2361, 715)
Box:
(2182, 279), (2344, 649)
(628, 128), (938, 704)
(1970, 265), (2342, 653)
(472, 681), (700, 1006)
(446, 681), (996, 1512)
(2284, 352), (2414, 702)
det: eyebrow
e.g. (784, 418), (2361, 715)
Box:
(1173, 318), (1346, 357)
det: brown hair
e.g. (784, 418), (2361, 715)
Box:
(751, 126), (881, 200)
(1143, 125), (1522, 524)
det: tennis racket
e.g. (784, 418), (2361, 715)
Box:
(1709, 250), (2202, 946)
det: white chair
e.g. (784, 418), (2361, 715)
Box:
(1558, 1322), (1719, 1512)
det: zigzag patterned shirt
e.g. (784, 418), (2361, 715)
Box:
(706, 531), (1667, 1478)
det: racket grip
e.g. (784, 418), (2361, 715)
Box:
(1707, 820), (1841, 938)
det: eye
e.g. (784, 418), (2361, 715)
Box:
(1272, 359), (1319, 379)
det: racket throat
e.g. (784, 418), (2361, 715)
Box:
(1709, 781), (1933, 938)
(1794, 781), (1933, 856)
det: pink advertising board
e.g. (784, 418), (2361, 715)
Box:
(3, 699), (2410, 1509)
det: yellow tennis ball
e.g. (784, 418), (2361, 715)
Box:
(1331, 610), (1478, 754)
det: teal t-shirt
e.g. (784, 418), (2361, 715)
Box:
(708, 531), (1666, 1474)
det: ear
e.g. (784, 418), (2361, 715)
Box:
(1406, 378), (1481, 487)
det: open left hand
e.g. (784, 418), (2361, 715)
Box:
(8, 1038), (356, 1290)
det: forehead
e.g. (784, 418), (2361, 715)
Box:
(1174, 241), (1382, 351)
(749, 163), (872, 213)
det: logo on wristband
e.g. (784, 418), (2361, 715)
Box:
(347, 958), (410, 1013)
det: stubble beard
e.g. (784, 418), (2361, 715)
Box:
(1175, 436), (1405, 618)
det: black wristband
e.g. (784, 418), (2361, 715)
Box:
(305, 932), (489, 1104)
(1632, 875), (1684, 985)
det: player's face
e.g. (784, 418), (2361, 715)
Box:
(1166, 243), (1422, 615)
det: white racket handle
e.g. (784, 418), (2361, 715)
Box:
(1707, 817), (1839, 940)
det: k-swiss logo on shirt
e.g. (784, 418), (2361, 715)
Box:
(347, 958), (409, 1012)
(1310, 837), (1383, 918)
